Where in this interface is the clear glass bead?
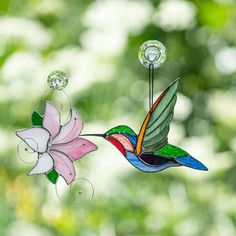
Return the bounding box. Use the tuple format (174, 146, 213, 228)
(138, 40, 167, 68)
(47, 71, 69, 90)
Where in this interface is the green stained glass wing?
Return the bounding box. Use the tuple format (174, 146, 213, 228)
(32, 111, 43, 126)
(154, 144, 188, 158)
(141, 79, 179, 154)
(46, 169, 59, 184)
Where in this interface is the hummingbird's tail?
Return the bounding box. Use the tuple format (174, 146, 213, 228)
(176, 156, 208, 171)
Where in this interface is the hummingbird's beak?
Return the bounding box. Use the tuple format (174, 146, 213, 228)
(81, 133, 106, 138)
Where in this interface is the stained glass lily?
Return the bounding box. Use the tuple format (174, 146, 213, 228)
(16, 101, 97, 185)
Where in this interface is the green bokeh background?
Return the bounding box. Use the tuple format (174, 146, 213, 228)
(0, 0, 236, 235)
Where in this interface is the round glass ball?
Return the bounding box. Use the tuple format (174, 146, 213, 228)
(138, 40, 167, 69)
(47, 71, 69, 90)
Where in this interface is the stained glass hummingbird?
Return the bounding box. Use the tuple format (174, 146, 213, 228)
(83, 79, 208, 172)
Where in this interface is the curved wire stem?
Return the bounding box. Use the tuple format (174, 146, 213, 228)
(149, 63, 155, 109)
(61, 89, 72, 111)
(40, 88, 72, 124)
(55, 177, 94, 208)
(17, 139, 38, 164)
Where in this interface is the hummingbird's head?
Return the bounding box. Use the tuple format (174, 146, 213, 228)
(82, 125, 137, 157)
(104, 125, 137, 157)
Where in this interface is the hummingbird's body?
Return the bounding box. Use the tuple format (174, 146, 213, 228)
(85, 79, 208, 172)
(105, 127, 207, 172)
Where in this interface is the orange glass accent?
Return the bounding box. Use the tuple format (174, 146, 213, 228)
(135, 90, 167, 155)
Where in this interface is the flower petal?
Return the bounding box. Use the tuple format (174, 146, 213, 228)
(51, 138, 97, 161)
(28, 153, 53, 175)
(52, 109, 83, 144)
(50, 151, 76, 185)
(16, 127, 50, 152)
(43, 101, 60, 138)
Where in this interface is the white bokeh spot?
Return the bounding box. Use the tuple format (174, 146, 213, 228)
(153, 0, 197, 31)
(0, 17, 52, 49)
(215, 47, 236, 74)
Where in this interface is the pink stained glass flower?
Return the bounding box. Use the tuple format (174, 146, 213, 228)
(16, 101, 97, 185)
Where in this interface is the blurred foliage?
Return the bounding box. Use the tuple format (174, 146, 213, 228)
(0, 0, 236, 236)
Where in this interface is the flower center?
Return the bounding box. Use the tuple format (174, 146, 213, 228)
(47, 141, 53, 151)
